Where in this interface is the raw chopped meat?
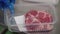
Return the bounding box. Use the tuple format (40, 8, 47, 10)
(29, 10, 38, 16)
(25, 10, 53, 31)
(26, 25, 39, 31)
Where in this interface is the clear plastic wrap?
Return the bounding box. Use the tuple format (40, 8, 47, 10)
(5, 0, 57, 33)
(5, 4, 57, 32)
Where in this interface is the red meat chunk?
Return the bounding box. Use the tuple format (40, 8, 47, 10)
(29, 10, 38, 16)
(25, 10, 53, 31)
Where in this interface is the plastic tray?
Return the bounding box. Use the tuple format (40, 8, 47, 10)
(5, 3, 57, 32)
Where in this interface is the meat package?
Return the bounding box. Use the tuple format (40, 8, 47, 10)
(25, 10, 53, 31)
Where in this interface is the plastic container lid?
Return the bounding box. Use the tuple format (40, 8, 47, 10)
(23, 0, 59, 5)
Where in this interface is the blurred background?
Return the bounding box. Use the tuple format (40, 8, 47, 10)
(0, 0, 60, 34)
